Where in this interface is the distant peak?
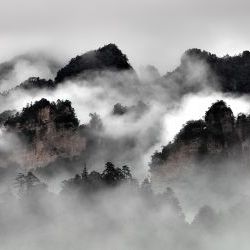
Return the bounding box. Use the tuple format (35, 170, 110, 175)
(55, 43, 132, 83)
(97, 43, 121, 53)
(205, 100, 231, 116)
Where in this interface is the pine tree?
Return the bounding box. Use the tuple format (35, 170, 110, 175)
(81, 163, 88, 180)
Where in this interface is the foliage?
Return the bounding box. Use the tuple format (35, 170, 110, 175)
(55, 44, 132, 83)
(149, 143, 174, 169)
(113, 103, 128, 115)
(88, 113, 103, 131)
(175, 120, 207, 143)
(17, 77, 55, 90)
(62, 162, 134, 194)
(236, 113, 250, 140)
(0, 110, 16, 125)
(54, 99, 79, 129)
(5, 98, 79, 129)
(204, 100, 233, 122)
(184, 49, 250, 93)
(150, 101, 237, 170)
(15, 171, 47, 197)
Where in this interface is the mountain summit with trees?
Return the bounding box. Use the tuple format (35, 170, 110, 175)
(55, 44, 133, 83)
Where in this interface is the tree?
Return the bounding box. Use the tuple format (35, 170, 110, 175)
(81, 163, 88, 180)
(26, 172, 41, 189)
(113, 103, 128, 115)
(89, 113, 103, 131)
(162, 187, 183, 217)
(121, 165, 132, 179)
(102, 162, 118, 185)
(102, 162, 126, 186)
(15, 173, 26, 196)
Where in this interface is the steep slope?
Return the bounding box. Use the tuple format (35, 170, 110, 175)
(0, 44, 133, 95)
(1, 77, 55, 96)
(55, 44, 133, 83)
(4, 99, 86, 169)
(166, 49, 250, 93)
(150, 101, 250, 184)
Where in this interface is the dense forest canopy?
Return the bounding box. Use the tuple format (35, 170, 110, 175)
(5, 98, 79, 129)
(176, 49, 250, 93)
(55, 44, 133, 83)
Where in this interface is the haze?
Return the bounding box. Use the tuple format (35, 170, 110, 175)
(1, 0, 250, 73)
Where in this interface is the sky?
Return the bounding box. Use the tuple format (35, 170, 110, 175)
(1, 0, 250, 73)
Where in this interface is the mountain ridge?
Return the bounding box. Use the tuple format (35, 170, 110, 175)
(150, 100, 250, 188)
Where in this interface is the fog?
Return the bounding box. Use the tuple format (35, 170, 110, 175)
(0, 47, 250, 249)
(1, 0, 250, 73)
(1, 55, 249, 179)
(1, 169, 250, 250)
(0, 52, 62, 92)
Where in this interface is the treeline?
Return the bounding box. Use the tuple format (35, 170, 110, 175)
(183, 49, 250, 93)
(5, 98, 79, 129)
(3, 160, 250, 237)
(14, 162, 183, 219)
(55, 44, 133, 83)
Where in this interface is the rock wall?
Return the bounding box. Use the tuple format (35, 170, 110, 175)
(4, 99, 86, 170)
(150, 100, 250, 188)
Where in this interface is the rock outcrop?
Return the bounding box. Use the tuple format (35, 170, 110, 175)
(0, 44, 133, 96)
(150, 101, 250, 186)
(4, 99, 86, 169)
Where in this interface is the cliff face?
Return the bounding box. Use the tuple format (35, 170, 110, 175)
(150, 101, 249, 186)
(4, 99, 86, 169)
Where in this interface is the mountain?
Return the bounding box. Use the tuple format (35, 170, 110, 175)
(150, 100, 250, 186)
(0, 44, 133, 95)
(0, 110, 16, 125)
(0, 53, 61, 92)
(2, 46, 250, 95)
(1, 77, 55, 96)
(166, 49, 250, 93)
(14, 77, 55, 90)
(4, 99, 86, 169)
(55, 44, 133, 83)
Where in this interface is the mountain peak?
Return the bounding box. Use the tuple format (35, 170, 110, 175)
(167, 48, 250, 94)
(55, 43, 132, 83)
(5, 98, 79, 130)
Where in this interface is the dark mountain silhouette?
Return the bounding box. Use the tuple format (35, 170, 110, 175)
(166, 49, 250, 93)
(1, 77, 55, 96)
(16, 77, 55, 90)
(4, 99, 85, 169)
(0, 44, 133, 95)
(55, 43, 133, 83)
(5, 98, 79, 131)
(150, 100, 250, 183)
(2, 46, 250, 95)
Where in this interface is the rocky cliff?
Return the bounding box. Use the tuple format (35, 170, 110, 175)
(4, 98, 86, 169)
(150, 101, 250, 186)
